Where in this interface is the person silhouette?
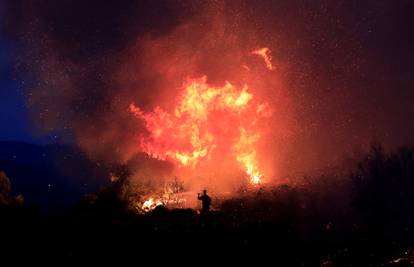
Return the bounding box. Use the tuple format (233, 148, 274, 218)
(197, 190, 211, 215)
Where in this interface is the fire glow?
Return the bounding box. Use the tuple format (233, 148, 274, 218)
(129, 69, 272, 185)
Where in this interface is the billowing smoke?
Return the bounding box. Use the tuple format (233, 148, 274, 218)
(5, 0, 414, 195)
(10, 1, 295, 195)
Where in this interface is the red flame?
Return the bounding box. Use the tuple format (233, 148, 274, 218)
(130, 75, 271, 184)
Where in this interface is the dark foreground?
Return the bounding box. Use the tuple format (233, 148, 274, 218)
(1, 196, 413, 266)
(2, 144, 414, 265)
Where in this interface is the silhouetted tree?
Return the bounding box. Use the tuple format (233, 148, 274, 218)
(351, 143, 414, 240)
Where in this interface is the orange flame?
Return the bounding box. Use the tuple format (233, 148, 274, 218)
(136, 188, 188, 213)
(141, 197, 163, 211)
(130, 76, 270, 184)
(251, 47, 274, 70)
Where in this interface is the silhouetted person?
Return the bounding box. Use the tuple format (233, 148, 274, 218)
(197, 190, 211, 215)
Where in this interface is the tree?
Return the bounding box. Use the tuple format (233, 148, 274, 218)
(351, 143, 414, 239)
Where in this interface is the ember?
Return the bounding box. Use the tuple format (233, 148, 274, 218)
(251, 47, 274, 70)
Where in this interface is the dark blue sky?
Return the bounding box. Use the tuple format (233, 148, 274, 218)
(0, 35, 66, 144)
(0, 36, 35, 143)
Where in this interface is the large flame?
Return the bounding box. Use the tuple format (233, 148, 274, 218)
(130, 74, 271, 185)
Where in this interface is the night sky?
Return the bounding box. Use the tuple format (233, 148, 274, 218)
(0, 25, 31, 142)
(1, 0, 414, 176)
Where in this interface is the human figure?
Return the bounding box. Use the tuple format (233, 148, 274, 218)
(197, 190, 211, 215)
(256, 187, 264, 198)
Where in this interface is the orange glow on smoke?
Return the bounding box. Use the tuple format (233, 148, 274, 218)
(251, 47, 274, 70)
(130, 76, 271, 184)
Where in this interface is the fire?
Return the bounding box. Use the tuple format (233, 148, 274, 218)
(251, 47, 274, 70)
(141, 197, 163, 211)
(234, 128, 262, 184)
(137, 191, 187, 213)
(130, 75, 271, 185)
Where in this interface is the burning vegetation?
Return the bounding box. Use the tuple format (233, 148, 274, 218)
(18, 4, 296, 212)
(123, 44, 278, 211)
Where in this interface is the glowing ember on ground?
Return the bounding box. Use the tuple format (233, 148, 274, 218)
(141, 197, 163, 211)
(137, 194, 187, 213)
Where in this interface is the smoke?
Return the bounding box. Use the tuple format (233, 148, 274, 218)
(6, 0, 414, 189)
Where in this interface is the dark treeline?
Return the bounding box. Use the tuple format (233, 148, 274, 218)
(1, 143, 414, 266)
